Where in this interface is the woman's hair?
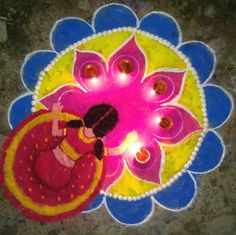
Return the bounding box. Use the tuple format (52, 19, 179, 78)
(84, 104, 118, 138)
(93, 139, 104, 160)
(65, 104, 118, 160)
(66, 119, 83, 128)
(66, 104, 118, 138)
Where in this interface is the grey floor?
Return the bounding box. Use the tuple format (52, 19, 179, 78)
(0, 0, 235, 234)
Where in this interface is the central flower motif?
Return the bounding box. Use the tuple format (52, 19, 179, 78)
(41, 36, 202, 189)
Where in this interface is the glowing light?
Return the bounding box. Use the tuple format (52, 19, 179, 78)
(155, 116, 161, 124)
(109, 131, 138, 156)
(150, 89, 156, 96)
(90, 77, 99, 84)
(128, 142, 142, 155)
(119, 73, 127, 80)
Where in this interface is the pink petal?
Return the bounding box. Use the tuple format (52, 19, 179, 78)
(124, 138, 162, 184)
(40, 85, 82, 110)
(108, 37, 146, 87)
(59, 88, 89, 116)
(141, 71, 186, 104)
(101, 155, 124, 191)
(150, 105, 202, 144)
(73, 50, 107, 91)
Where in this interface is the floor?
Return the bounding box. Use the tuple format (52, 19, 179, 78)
(0, 0, 235, 234)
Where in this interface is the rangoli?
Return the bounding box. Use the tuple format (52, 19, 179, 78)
(0, 4, 233, 225)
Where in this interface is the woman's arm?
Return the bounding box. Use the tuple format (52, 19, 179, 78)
(108, 131, 138, 156)
(52, 103, 64, 137)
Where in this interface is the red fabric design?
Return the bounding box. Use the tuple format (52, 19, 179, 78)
(0, 110, 105, 221)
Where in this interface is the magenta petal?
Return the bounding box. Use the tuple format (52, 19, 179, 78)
(40, 85, 82, 110)
(73, 50, 107, 91)
(141, 70, 186, 104)
(151, 105, 202, 144)
(124, 139, 162, 184)
(101, 155, 124, 191)
(108, 37, 146, 86)
(59, 88, 90, 116)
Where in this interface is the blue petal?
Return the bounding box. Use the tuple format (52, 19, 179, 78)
(153, 172, 196, 211)
(178, 41, 216, 83)
(189, 131, 224, 173)
(204, 85, 233, 128)
(51, 17, 94, 52)
(21, 51, 56, 91)
(105, 197, 153, 225)
(92, 4, 138, 32)
(8, 94, 33, 129)
(83, 194, 104, 213)
(139, 12, 181, 46)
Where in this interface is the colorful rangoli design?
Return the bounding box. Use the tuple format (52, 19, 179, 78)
(1, 4, 233, 225)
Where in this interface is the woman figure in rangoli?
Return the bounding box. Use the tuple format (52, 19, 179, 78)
(1, 101, 132, 221)
(34, 102, 118, 190)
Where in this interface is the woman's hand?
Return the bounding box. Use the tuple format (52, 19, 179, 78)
(52, 102, 63, 113)
(108, 131, 138, 156)
(124, 131, 138, 144)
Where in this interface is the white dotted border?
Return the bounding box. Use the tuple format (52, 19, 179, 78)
(31, 27, 208, 201)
